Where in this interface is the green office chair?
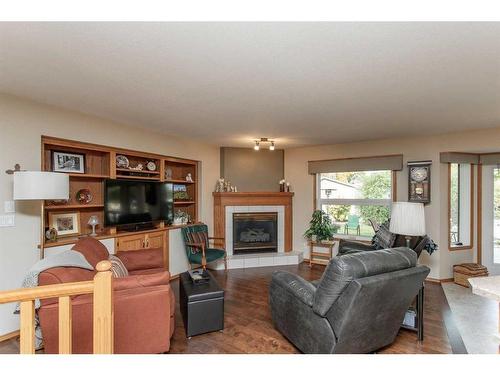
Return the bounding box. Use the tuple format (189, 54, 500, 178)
(181, 224, 227, 270)
(344, 215, 361, 236)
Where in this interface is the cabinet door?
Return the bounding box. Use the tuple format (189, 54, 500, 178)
(146, 232, 165, 249)
(116, 233, 145, 252)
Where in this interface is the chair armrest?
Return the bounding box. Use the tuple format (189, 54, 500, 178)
(185, 242, 204, 248)
(271, 271, 316, 307)
(338, 239, 374, 255)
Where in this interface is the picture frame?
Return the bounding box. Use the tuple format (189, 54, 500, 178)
(52, 151, 85, 174)
(48, 212, 81, 237)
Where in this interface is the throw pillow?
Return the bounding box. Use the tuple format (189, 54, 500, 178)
(109, 254, 129, 278)
(371, 221, 396, 250)
(186, 231, 208, 254)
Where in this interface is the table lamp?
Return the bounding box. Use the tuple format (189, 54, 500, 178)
(389, 202, 426, 249)
(12, 170, 69, 258)
(88, 215, 99, 236)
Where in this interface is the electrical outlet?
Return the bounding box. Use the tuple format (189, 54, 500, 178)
(4, 201, 15, 213)
(0, 214, 15, 227)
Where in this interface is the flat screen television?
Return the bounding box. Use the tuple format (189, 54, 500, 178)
(104, 179, 173, 227)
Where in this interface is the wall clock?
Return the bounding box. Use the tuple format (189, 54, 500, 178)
(408, 161, 431, 204)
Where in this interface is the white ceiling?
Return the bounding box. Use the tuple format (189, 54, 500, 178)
(1, 22, 500, 148)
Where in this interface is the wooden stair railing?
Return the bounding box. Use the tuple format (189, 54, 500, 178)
(0, 260, 113, 354)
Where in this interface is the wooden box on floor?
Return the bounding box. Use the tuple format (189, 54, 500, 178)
(453, 263, 489, 288)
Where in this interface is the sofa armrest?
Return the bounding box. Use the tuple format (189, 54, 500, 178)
(116, 248, 164, 272)
(338, 239, 374, 255)
(270, 271, 316, 307)
(39, 284, 173, 354)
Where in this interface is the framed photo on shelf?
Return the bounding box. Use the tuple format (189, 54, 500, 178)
(48, 212, 81, 237)
(52, 151, 85, 173)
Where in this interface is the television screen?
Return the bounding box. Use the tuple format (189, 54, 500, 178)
(104, 179, 173, 227)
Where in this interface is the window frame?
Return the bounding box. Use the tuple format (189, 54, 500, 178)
(448, 163, 474, 251)
(315, 170, 396, 239)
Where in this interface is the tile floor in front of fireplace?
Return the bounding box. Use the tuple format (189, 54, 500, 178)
(211, 251, 304, 270)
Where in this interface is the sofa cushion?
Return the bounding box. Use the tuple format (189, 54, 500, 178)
(71, 237, 109, 268)
(116, 248, 164, 271)
(109, 255, 129, 278)
(313, 247, 417, 316)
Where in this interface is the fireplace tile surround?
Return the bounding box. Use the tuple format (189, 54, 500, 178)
(211, 192, 298, 270)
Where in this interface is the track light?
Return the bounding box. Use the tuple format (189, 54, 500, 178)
(252, 138, 275, 151)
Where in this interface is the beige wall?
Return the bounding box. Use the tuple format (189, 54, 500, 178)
(0, 94, 220, 335)
(220, 147, 284, 192)
(285, 127, 500, 280)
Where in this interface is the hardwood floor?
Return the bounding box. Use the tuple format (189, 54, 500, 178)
(0, 263, 455, 354)
(169, 263, 453, 354)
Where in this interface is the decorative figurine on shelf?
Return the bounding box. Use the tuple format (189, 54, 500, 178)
(286, 182, 291, 192)
(130, 163, 144, 171)
(186, 173, 193, 182)
(214, 177, 238, 192)
(279, 179, 286, 192)
(45, 227, 57, 241)
(215, 178, 224, 192)
(165, 168, 173, 180)
(87, 215, 99, 236)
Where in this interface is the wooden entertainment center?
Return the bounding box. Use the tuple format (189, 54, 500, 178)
(40, 136, 200, 269)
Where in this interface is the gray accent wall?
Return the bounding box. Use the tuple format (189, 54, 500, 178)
(220, 147, 284, 192)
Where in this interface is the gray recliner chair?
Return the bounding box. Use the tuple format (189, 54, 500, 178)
(269, 247, 430, 353)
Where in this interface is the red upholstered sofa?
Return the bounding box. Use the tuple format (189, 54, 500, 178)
(38, 237, 175, 354)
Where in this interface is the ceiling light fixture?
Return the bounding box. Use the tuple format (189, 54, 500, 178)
(253, 138, 275, 151)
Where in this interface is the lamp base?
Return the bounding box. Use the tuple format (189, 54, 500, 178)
(405, 236, 412, 249)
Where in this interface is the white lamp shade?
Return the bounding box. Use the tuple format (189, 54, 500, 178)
(389, 202, 426, 236)
(13, 171, 69, 200)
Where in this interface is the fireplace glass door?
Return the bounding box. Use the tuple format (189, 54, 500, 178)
(233, 212, 278, 254)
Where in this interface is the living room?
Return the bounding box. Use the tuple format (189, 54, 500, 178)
(1, 2, 500, 372)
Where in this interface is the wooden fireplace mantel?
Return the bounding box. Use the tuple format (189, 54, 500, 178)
(212, 192, 294, 252)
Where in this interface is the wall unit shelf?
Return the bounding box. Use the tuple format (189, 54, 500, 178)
(116, 168, 160, 175)
(45, 204, 105, 210)
(165, 179, 195, 184)
(116, 174, 160, 181)
(41, 136, 200, 265)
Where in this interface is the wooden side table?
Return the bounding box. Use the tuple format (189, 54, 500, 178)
(308, 240, 336, 267)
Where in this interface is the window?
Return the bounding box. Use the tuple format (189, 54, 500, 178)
(448, 163, 473, 249)
(317, 170, 393, 238)
(493, 167, 500, 263)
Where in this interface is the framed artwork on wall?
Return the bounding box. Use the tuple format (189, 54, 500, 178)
(408, 161, 432, 204)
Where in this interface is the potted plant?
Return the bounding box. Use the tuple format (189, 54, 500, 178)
(304, 210, 338, 243)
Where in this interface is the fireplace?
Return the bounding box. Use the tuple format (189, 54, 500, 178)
(232, 212, 278, 254)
